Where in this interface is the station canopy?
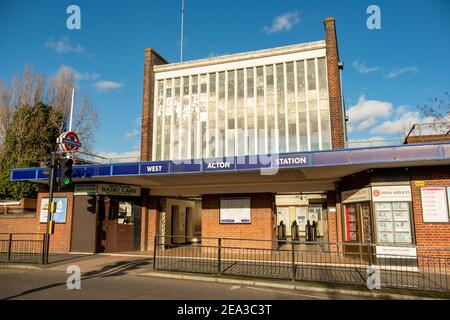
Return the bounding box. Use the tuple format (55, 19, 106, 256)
(10, 143, 450, 196)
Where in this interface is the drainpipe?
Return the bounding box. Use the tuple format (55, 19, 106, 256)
(338, 61, 348, 146)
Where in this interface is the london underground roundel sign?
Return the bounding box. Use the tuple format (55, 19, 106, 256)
(59, 131, 81, 152)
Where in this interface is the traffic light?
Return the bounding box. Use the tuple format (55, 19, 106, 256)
(87, 195, 97, 213)
(60, 158, 73, 186)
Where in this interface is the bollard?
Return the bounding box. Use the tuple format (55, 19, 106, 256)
(7, 234, 12, 262)
(291, 240, 296, 282)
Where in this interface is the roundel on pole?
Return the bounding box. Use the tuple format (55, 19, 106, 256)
(59, 131, 81, 152)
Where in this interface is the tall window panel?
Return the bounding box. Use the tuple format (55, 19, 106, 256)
(246, 67, 255, 155)
(318, 58, 331, 150)
(218, 72, 226, 157)
(163, 79, 172, 160)
(266, 65, 275, 154)
(190, 75, 199, 159)
(296, 61, 308, 151)
(307, 59, 319, 150)
(208, 73, 216, 158)
(256, 66, 265, 154)
(199, 74, 208, 158)
(172, 78, 181, 159)
(286, 62, 296, 152)
(226, 71, 235, 156)
(181, 77, 189, 159)
(236, 69, 245, 156)
(155, 80, 164, 160)
(276, 64, 286, 153)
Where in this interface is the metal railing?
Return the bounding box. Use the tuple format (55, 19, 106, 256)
(0, 233, 45, 264)
(345, 138, 403, 149)
(153, 236, 450, 293)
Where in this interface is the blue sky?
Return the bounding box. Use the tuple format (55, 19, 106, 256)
(1, 0, 449, 158)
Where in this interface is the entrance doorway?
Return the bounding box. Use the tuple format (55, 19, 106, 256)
(96, 196, 141, 252)
(344, 202, 372, 243)
(161, 197, 201, 245)
(275, 193, 328, 241)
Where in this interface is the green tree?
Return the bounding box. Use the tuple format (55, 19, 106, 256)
(0, 65, 98, 200)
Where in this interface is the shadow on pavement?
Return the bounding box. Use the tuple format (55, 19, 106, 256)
(1, 257, 153, 300)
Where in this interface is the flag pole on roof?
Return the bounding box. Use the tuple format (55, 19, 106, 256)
(180, 0, 184, 62)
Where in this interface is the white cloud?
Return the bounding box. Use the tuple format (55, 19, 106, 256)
(346, 96, 392, 132)
(59, 65, 100, 81)
(385, 67, 418, 79)
(94, 80, 123, 91)
(124, 129, 139, 139)
(45, 37, 86, 54)
(263, 11, 300, 35)
(97, 150, 140, 162)
(352, 61, 380, 74)
(371, 111, 421, 135)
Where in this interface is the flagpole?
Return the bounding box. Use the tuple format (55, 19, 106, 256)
(69, 87, 75, 132)
(180, 0, 184, 62)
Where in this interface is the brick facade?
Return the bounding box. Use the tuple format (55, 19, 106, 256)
(140, 48, 168, 161)
(0, 191, 74, 253)
(140, 190, 160, 251)
(324, 18, 345, 149)
(405, 134, 450, 144)
(410, 166, 450, 250)
(201, 193, 276, 249)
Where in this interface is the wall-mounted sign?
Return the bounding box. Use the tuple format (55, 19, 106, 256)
(140, 162, 170, 174)
(376, 246, 417, 258)
(372, 186, 411, 202)
(342, 188, 371, 204)
(220, 197, 251, 224)
(40, 198, 68, 224)
(296, 207, 307, 229)
(97, 184, 141, 197)
(420, 187, 449, 223)
(273, 154, 309, 168)
(277, 207, 289, 225)
(74, 184, 97, 196)
(415, 181, 425, 187)
(203, 159, 235, 171)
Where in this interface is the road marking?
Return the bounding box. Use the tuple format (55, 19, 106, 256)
(230, 286, 241, 290)
(245, 286, 327, 300)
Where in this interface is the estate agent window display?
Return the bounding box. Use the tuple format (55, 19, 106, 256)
(371, 186, 414, 245)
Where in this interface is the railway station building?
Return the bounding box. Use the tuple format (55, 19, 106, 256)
(2, 18, 450, 259)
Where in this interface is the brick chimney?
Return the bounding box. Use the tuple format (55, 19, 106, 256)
(141, 48, 168, 161)
(324, 18, 345, 149)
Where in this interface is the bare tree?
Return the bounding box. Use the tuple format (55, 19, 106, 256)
(0, 65, 98, 154)
(418, 92, 450, 134)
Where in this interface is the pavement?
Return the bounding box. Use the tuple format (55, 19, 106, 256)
(0, 253, 446, 300)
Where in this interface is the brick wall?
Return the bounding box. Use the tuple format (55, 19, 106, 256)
(0, 191, 74, 253)
(410, 166, 450, 252)
(201, 193, 275, 249)
(140, 48, 168, 161)
(140, 191, 160, 251)
(405, 134, 450, 144)
(324, 18, 345, 149)
(326, 190, 338, 243)
(37, 191, 74, 253)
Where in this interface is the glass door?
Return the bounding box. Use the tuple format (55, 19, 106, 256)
(344, 204, 359, 242)
(359, 203, 372, 242)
